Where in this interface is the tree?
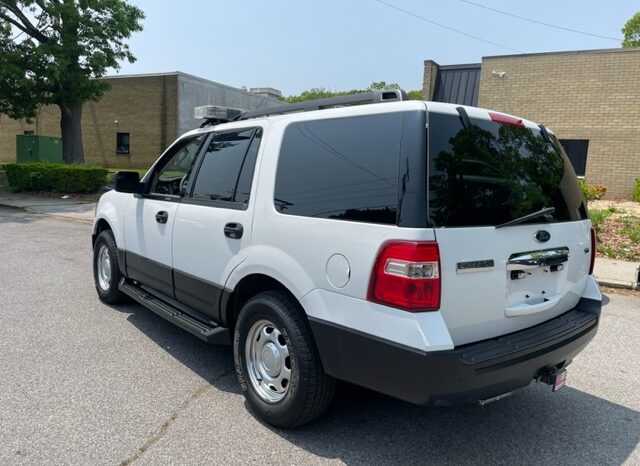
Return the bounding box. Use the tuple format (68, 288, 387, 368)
(281, 82, 422, 103)
(0, 1, 144, 163)
(622, 12, 640, 48)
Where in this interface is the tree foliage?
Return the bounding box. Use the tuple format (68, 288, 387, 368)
(0, 0, 144, 162)
(281, 81, 423, 103)
(622, 12, 640, 48)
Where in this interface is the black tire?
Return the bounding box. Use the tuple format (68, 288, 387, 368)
(234, 290, 335, 428)
(93, 230, 127, 304)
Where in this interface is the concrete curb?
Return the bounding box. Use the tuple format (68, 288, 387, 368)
(0, 203, 94, 225)
(596, 279, 638, 291)
(27, 209, 94, 225)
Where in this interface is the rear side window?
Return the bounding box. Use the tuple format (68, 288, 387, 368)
(191, 128, 260, 204)
(274, 113, 402, 225)
(234, 130, 262, 205)
(427, 112, 587, 227)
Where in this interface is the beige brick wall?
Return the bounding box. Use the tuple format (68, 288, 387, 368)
(477, 48, 640, 199)
(422, 60, 439, 100)
(0, 74, 178, 169)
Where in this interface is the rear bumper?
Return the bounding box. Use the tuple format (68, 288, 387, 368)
(309, 297, 601, 405)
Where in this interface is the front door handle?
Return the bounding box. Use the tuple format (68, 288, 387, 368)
(155, 211, 169, 224)
(224, 222, 243, 239)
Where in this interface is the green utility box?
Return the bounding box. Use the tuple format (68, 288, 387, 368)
(16, 134, 63, 163)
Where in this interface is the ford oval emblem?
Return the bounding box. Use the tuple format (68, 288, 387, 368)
(535, 230, 551, 243)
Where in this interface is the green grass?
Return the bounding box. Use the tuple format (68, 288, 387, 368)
(592, 208, 640, 262)
(620, 215, 640, 243)
(589, 208, 615, 232)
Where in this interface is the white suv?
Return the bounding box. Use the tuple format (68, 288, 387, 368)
(92, 90, 602, 427)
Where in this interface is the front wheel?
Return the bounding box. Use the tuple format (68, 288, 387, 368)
(93, 230, 127, 304)
(234, 291, 335, 428)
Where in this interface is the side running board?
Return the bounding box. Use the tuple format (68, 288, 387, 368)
(119, 279, 230, 345)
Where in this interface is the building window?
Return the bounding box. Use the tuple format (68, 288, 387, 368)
(116, 132, 130, 154)
(559, 139, 589, 177)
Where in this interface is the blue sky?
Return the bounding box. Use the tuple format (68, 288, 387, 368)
(115, 0, 638, 95)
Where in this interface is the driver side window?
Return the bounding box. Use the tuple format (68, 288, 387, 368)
(150, 135, 206, 196)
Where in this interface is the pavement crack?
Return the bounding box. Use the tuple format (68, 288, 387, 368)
(119, 370, 234, 466)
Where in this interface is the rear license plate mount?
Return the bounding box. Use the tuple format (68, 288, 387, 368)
(552, 368, 567, 392)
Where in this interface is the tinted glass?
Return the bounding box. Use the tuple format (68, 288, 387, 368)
(192, 129, 255, 202)
(428, 112, 587, 227)
(559, 139, 589, 176)
(150, 135, 205, 196)
(234, 129, 262, 204)
(274, 113, 402, 225)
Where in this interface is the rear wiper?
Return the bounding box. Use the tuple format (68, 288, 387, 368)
(495, 207, 556, 229)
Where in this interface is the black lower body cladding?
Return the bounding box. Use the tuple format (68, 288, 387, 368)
(309, 298, 601, 405)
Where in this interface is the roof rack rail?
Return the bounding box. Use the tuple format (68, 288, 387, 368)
(236, 89, 408, 121)
(538, 124, 552, 143)
(456, 106, 472, 129)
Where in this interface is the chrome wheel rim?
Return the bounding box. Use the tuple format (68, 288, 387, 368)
(97, 245, 112, 292)
(245, 319, 292, 403)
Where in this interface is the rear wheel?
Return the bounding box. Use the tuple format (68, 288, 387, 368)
(93, 230, 127, 304)
(234, 291, 335, 428)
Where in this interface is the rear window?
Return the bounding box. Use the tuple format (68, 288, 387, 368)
(274, 113, 402, 225)
(427, 112, 587, 227)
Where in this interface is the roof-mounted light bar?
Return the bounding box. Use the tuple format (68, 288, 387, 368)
(194, 105, 244, 127)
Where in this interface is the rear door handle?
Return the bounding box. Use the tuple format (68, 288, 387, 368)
(224, 222, 243, 239)
(155, 211, 169, 224)
(506, 247, 569, 271)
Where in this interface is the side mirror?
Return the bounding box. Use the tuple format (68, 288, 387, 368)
(114, 171, 142, 194)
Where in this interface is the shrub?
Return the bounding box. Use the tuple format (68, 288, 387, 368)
(633, 179, 640, 202)
(3, 162, 108, 193)
(579, 179, 607, 201)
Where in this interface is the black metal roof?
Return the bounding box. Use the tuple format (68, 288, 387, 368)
(432, 63, 481, 106)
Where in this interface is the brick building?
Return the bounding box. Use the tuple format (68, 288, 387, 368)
(422, 48, 640, 199)
(0, 72, 280, 169)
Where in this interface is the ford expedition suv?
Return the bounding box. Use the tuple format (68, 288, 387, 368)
(92, 90, 602, 427)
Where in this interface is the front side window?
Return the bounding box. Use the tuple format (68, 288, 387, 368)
(191, 128, 261, 205)
(150, 135, 206, 196)
(274, 113, 402, 225)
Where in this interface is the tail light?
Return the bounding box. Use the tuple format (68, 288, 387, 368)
(368, 241, 441, 311)
(589, 227, 596, 275)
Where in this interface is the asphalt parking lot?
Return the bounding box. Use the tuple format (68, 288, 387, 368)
(0, 207, 638, 465)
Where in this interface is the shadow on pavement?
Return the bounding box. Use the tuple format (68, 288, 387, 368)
(273, 377, 639, 465)
(111, 300, 638, 466)
(108, 301, 237, 389)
